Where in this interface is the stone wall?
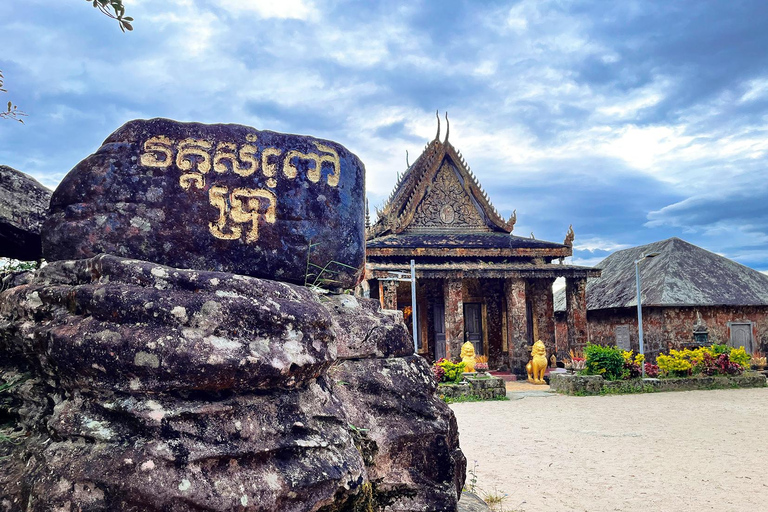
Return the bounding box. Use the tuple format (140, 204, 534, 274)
(436, 375, 506, 401)
(550, 373, 768, 396)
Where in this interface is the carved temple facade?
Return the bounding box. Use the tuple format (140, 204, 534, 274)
(364, 119, 600, 374)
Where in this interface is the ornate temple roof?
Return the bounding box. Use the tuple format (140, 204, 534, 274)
(367, 113, 576, 261)
(369, 113, 517, 239)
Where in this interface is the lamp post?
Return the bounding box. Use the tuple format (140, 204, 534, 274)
(382, 260, 418, 353)
(635, 251, 660, 377)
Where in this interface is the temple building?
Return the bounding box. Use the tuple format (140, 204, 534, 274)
(364, 116, 600, 374)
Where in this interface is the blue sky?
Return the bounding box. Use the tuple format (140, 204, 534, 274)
(2, 0, 768, 271)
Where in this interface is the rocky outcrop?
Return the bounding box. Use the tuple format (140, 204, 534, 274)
(0, 165, 52, 260)
(0, 255, 465, 511)
(42, 119, 366, 289)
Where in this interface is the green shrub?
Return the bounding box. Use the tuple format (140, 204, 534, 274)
(583, 343, 625, 381)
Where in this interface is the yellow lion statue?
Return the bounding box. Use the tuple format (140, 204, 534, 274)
(526, 340, 548, 384)
(461, 341, 476, 373)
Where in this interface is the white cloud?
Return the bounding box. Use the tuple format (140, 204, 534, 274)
(739, 78, 768, 103)
(574, 238, 632, 253)
(212, 0, 318, 20)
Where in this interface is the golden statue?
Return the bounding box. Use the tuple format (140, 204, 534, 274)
(461, 341, 476, 373)
(526, 340, 548, 384)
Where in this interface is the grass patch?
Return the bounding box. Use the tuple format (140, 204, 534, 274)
(442, 394, 509, 404)
(599, 382, 658, 395)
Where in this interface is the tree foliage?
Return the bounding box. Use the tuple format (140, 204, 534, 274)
(88, 0, 133, 32)
(1, 1, 133, 122)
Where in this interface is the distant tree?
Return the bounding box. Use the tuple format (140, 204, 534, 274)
(1, 1, 132, 123)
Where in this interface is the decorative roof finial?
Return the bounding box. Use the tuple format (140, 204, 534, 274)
(444, 112, 450, 143)
(406, 150, 410, 168)
(506, 209, 517, 232)
(530, 232, 535, 239)
(564, 224, 575, 247)
(435, 110, 440, 141)
(365, 198, 371, 230)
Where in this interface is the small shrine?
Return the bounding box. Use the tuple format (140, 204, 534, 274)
(364, 114, 600, 374)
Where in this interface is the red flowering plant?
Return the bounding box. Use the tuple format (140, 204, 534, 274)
(644, 363, 660, 378)
(700, 352, 743, 376)
(433, 362, 446, 382)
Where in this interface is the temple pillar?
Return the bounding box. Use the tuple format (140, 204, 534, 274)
(380, 280, 398, 310)
(530, 278, 556, 360)
(444, 279, 464, 360)
(565, 277, 588, 355)
(504, 278, 528, 375)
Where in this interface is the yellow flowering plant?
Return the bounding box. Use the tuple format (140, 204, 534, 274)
(657, 351, 692, 377)
(656, 345, 749, 378)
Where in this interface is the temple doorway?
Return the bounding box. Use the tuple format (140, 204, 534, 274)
(464, 303, 483, 355)
(432, 303, 446, 360)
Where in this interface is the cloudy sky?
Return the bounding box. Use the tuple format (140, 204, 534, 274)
(2, 0, 768, 271)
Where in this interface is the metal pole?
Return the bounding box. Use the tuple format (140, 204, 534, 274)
(411, 259, 417, 353)
(635, 259, 645, 378)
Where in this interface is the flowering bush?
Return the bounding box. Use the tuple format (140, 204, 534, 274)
(622, 350, 644, 379)
(656, 345, 745, 378)
(432, 363, 445, 382)
(700, 352, 743, 376)
(433, 358, 466, 384)
(657, 350, 693, 377)
(474, 362, 489, 371)
(728, 347, 750, 368)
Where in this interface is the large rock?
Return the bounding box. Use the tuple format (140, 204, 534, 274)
(0, 165, 52, 260)
(0, 256, 465, 511)
(329, 357, 466, 510)
(42, 119, 366, 289)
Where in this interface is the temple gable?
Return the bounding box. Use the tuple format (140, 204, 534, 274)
(406, 160, 491, 234)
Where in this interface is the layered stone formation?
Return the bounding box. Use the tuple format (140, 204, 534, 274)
(0, 255, 465, 510)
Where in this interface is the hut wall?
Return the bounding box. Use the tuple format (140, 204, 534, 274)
(566, 305, 768, 361)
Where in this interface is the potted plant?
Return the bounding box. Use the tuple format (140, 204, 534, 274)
(474, 355, 489, 374)
(751, 351, 766, 370)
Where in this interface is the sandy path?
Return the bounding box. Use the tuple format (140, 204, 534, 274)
(451, 387, 768, 511)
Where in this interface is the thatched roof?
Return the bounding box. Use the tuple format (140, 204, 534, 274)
(555, 237, 768, 311)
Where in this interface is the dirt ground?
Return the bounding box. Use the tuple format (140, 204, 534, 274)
(450, 386, 768, 512)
